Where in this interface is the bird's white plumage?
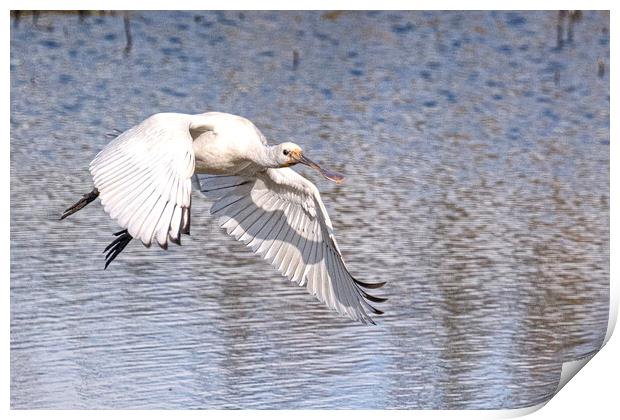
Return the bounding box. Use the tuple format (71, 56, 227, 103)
(197, 168, 382, 324)
(89, 113, 196, 248)
(80, 111, 384, 323)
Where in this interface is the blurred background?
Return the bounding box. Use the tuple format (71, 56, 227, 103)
(10, 10, 609, 409)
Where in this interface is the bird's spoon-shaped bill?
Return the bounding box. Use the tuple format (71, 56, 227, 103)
(298, 154, 345, 184)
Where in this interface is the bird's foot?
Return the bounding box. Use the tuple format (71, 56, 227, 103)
(103, 229, 133, 269)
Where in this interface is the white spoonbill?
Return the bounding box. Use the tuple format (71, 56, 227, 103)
(61, 112, 385, 324)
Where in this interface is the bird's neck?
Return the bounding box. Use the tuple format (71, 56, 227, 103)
(253, 145, 281, 169)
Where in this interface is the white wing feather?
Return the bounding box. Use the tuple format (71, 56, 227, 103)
(197, 168, 386, 324)
(90, 113, 195, 248)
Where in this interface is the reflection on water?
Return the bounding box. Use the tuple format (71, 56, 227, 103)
(10, 11, 609, 409)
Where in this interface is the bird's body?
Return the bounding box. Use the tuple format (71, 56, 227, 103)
(62, 112, 385, 324)
(192, 112, 267, 175)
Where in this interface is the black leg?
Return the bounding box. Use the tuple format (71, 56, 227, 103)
(60, 188, 99, 220)
(104, 229, 133, 269)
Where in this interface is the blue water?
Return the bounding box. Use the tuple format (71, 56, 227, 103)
(10, 10, 609, 409)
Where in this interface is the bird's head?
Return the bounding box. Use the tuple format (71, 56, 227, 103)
(275, 142, 304, 166)
(274, 142, 344, 184)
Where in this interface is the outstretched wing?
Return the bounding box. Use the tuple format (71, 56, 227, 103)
(196, 168, 386, 324)
(89, 113, 196, 248)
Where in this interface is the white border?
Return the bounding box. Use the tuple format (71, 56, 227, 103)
(5, 1, 618, 419)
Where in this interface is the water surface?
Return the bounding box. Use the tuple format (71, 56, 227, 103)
(10, 11, 609, 409)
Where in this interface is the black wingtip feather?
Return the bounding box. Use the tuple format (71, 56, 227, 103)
(371, 307, 384, 315)
(361, 290, 388, 303)
(365, 302, 384, 315)
(353, 279, 387, 321)
(354, 278, 386, 289)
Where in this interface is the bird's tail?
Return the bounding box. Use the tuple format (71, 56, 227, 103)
(60, 188, 99, 220)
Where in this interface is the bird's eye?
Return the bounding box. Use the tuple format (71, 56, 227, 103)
(283, 149, 289, 156)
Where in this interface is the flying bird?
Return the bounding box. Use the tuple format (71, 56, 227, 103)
(61, 112, 385, 324)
